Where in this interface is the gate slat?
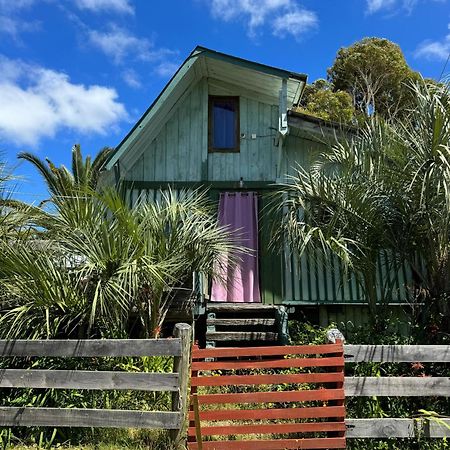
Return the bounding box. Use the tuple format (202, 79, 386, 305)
(191, 344, 343, 358)
(197, 388, 345, 404)
(190, 372, 343, 387)
(188, 406, 346, 421)
(188, 421, 347, 436)
(191, 356, 344, 371)
(188, 437, 346, 449)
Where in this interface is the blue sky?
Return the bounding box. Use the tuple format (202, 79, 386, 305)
(1, 0, 449, 203)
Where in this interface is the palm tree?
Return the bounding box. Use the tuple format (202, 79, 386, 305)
(270, 120, 400, 315)
(0, 187, 242, 339)
(271, 80, 450, 318)
(18, 144, 112, 203)
(390, 81, 450, 301)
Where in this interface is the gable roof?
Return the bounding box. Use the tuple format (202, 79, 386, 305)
(105, 46, 307, 171)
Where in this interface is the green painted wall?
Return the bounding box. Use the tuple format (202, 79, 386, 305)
(121, 75, 412, 308)
(126, 78, 281, 183)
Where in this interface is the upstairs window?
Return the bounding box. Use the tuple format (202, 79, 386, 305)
(208, 96, 240, 152)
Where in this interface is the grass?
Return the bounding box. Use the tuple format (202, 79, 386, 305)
(1, 429, 180, 450)
(9, 446, 144, 450)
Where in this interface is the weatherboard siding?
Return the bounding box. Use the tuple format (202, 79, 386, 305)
(126, 78, 282, 183)
(126, 79, 206, 182)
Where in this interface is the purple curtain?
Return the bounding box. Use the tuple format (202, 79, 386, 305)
(211, 192, 261, 303)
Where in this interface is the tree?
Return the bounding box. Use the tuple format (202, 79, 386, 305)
(18, 144, 112, 203)
(296, 79, 356, 124)
(389, 81, 450, 301)
(270, 120, 398, 315)
(272, 80, 450, 320)
(0, 188, 242, 339)
(328, 37, 421, 119)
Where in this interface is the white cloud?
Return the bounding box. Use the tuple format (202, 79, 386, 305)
(415, 24, 450, 60)
(88, 24, 176, 65)
(122, 69, 142, 88)
(154, 61, 179, 78)
(366, 0, 445, 14)
(0, 0, 40, 38)
(272, 8, 317, 39)
(208, 0, 317, 39)
(366, 0, 397, 13)
(0, 15, 40, 38)
(74, 0, 134, 14)
(0, 55, 128, 147)
(0, 0, 37, 12)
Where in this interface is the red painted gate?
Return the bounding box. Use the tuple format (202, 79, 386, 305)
(189, 342, 346, 449)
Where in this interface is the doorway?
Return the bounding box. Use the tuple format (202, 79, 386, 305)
(211, 191, 261, 303)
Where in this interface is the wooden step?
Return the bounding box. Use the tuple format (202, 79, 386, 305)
(207, 303, 278, 313)
(207, 318, 276, 327)
(206, 332, 278, 342)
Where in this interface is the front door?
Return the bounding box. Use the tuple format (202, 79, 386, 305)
(211, 192, 261, 303)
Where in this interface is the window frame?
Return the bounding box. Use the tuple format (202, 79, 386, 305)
(208, 96, 240, 153)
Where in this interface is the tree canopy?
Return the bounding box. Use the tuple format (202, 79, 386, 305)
(296, 79, 355, 124)
(327, 37, 421, 119)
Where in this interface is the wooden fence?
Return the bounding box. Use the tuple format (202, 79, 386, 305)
(189, 342, 347, 449)
(0, 323, 191, 443)
(189, 338, 450, 447)
(343, 343, 450, 439)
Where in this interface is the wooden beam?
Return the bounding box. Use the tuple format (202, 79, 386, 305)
(192, 343, 343, 359)
(346, 418, 415, 438)
(0, 339, 181, 357)
(345, 377, 450, 397)
(171, 323, 192, 443)
(205, 332, 278, 341)
(206, 318, 276, 326)
(187, 437, 346, 449)
(206, 303, 278, 312)
(0, 369, 178, 391)
(344, 345, 450, 363)
(192, 356, 344, 371)
(0, 407, 181, 429)
(346, 418, 450, 438)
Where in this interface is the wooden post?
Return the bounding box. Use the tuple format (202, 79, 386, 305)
(327, 329, 346, 442)
(171, 323, 192, 444)
(192, 393, 203, 449)
(275, 305, 289, 345)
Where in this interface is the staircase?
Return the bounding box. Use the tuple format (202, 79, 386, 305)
(205, 303, 288, 347)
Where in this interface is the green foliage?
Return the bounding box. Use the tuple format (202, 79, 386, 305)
(288, 320, 336, 345)
(271, 81, 450, 320)
(0, 187, 242, 339)
(17, 145, 112, 205)
(296, 79, 356, 124)
(327, 37, 421, 119)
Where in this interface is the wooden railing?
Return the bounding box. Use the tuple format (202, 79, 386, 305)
(0, 323, 192, 443)
(342, 343, 450, 439)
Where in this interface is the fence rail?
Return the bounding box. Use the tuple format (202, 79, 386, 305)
(344, 344, 450, 362)
(342, 342, 450, 439)
(0, 323, 192, 442)
(0, 338, 182, 357)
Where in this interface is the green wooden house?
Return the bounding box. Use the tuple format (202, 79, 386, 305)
(102, 46, 413, 345)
